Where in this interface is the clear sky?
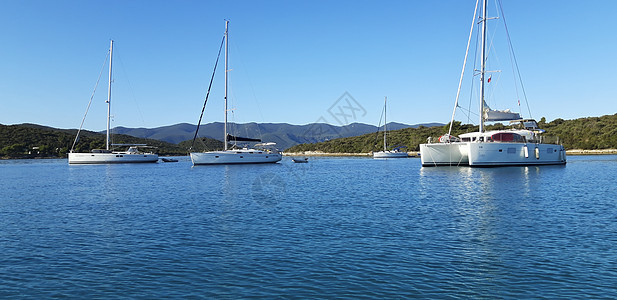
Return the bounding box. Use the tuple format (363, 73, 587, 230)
(1, 0, 616, 131)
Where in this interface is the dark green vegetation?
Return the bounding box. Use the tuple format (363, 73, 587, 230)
(0, 124, 222, 159)
(177, 138, 225, 153)
(286, 114, 617, 153)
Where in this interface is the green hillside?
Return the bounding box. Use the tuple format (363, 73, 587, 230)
(286, 114, 617, 153)
(177, 138, 225, 152)
(0, 124, 216, 159)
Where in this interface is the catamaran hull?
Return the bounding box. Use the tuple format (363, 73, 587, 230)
(190, 151, 282, 165)
(68, 153, 159, 164)
(420, 142, 567, 167)
(373, 151, 408, 158)
(467, 143, 566, 166)
(420, 143, 469, 166)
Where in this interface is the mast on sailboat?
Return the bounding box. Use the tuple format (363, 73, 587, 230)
(383, 97, 387, 151)
(224, 20, 229, 151)
(106, 40, 113, 150)
(479, 0, 487, 133)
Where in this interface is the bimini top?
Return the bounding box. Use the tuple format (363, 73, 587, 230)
(508, 119, 546, 133)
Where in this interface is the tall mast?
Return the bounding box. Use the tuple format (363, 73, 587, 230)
(383, 97, 387, 151)
(106, 40, 113, 150)
(479, 0, 487, 133)
(224, 20, 229, 151)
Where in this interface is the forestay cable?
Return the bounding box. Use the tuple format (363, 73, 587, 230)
(190, 35, 226, 151)
(70, 50, 110, 152)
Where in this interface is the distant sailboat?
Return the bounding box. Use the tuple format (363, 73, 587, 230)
(68, 40, 158, 164)
(419, 0, 566, 167)
(190, 21, 282, 165)
(373, 97, 408, 159)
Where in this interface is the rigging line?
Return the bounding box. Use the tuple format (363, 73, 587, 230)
(71, 49, 110, 152)
(227, 92, 237, 147)
(231, 39, 265, 140)
(498, 0, 532, 119)
(373, 99, 386, 149)
(448, 0, 480, 137)
(484, 12, 509, 110)
(467, 14, 481, 126)
(115, 45, 146, 126)
(506, 37, 523, 114)
(226, 73, 238, 145)
(498, 0, 522, 116)
(459, 105, 477, 121)
(190, 34, 226, 151)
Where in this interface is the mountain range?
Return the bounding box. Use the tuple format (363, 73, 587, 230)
(110, 122, 443, 150)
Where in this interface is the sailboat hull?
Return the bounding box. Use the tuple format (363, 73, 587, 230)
(190, 150, 282, 165)
(68, 153, 159, 164)
(373, 151, 408, 158)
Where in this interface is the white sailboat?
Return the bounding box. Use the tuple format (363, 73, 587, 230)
(190, 21, 282, 165)
(373, 97, 408, 158)
(68, 40, 158, 164)
(420, 0, 566, 167)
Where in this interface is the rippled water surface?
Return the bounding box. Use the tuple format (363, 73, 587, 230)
(1, 156, 617, 298)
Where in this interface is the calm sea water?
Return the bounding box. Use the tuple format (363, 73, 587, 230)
(1, 155, 616, 298)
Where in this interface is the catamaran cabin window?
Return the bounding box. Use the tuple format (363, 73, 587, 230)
(491, 132, 525, 143)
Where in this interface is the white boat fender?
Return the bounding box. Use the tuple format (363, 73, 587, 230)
(523, 145, 529, 158)
(535, 147, 540, 159)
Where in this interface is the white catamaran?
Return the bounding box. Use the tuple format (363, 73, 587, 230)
(190, 21, 282, 165)
(420, 0, 566, 167)
(68, 40, 158, 164)
(373, 97, 408, 158)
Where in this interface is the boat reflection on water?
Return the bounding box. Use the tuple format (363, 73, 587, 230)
(417, 164, 568, 255)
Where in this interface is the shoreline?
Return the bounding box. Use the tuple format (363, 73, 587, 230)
(284, 149, 617, 157)
(283, 151, 421, 157)
(566, 149, 617, 155)
(4, 150, 617, 160)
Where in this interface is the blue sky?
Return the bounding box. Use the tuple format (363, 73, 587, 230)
(1, 0, 616, 131)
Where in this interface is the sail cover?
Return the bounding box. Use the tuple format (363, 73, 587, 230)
(483, 102, 521, 121)
(227, 134, 261, 142)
